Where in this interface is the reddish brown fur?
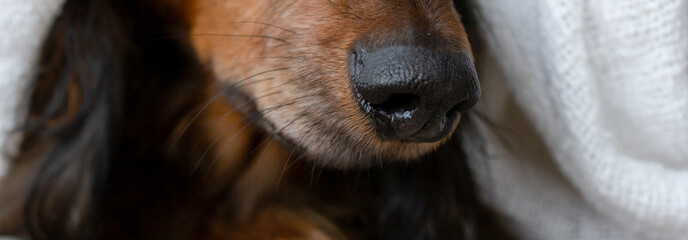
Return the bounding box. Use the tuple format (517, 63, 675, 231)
(0, 0, 514, 239)
(189, 1, 476, 237)
(191, 0, 472, 166)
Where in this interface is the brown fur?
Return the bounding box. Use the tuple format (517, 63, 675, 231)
(191, 0, 473, 166)
(0, 0, 515, 239)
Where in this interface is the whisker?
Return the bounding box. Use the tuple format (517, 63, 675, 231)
(270, 42, 291, 49)
(187, 90, 283, 154)
(250, 114, 309, 178)
(317, 162, 326, 180)
(279, 0, 301, 17)
(171, 85, 227, 147)
(229, 67, 289, 89)
(193, 106, 277, 176)
(193, 33, 290, 44)
(351, 130, 368, 152)
(286, 151, 308, 172)
(310, 161, 318, 186)
(220, 91, 281, 119)
(276, 145, 299, 190)
(149, 34, 290, 44)
(237, 68, 316, 98)
(191, 95, 302, 175)
(220, 77, 278, 99)
(190, 114, 258, 175)
(254, 138, 275, 177)
(235, 77, 274, 88)
(224, 56, 298, 60)
(171, 68, 289, 146)
(197, 86, 306, 157)
(283, 110, 336, 183)
(202, 93, 319, 174)
(292, 110, 336, 151)
(248, 113, 308, 156)
(337, 11, 362, 20)
(229, 21, 300, 35)
(145, 33, 291, 44)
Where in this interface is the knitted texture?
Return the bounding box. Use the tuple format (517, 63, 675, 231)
(0, 0, 686, 239)
(469, 0, 688, 239)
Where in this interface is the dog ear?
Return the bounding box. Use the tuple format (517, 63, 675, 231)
(4, 0, 205, 239)
(15, 1, 128, 239)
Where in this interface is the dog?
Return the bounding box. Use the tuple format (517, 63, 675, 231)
(0, 0, 515, 239)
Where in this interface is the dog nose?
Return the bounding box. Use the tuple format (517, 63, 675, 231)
(349, 45, 480, 142)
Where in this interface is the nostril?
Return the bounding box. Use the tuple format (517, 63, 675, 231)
(349, 45, 479, 141)
(371, 93, 420, 116)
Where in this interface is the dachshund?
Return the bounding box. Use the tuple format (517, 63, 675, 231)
(0, 0, 515, 239)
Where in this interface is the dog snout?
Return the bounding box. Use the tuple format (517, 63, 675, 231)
(349, 45, 480, 142)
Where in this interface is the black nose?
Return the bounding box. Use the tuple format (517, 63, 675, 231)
(349, 45, 480, 142)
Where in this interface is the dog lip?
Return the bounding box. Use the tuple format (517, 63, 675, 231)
(373, 105, 461, 143)
(406, 108, 460, 142)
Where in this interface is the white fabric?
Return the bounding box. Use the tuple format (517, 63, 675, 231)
(0, 0, 65, 177)
(1, 0, 687, 239)
(469, 0, 688, 239)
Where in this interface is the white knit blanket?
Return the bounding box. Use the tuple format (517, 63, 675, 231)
(0, 0, 686, 239)
(469, 0, 688, 239)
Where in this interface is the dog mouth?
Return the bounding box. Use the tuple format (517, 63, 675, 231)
(214, 61, 478, 167)
(407, 105, 462, 142)
(220, 90, 462, 167)
(359, 96, 464, 143)
(216, 55, 478, 166)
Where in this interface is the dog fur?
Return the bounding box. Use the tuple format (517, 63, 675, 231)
(0, 0, 515, 239)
